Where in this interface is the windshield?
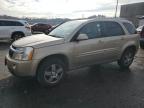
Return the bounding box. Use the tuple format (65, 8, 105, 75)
(49, 20, 86, 38)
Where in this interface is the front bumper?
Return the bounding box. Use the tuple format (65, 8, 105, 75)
(5, 54, 38, 77)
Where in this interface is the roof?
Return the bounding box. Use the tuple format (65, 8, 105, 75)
(72, 18, 132, 24)
(121, 2, 144, 6)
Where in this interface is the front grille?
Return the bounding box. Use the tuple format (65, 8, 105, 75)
(9, 49, 14, 58)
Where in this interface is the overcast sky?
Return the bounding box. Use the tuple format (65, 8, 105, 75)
(0, 0, 143, 19)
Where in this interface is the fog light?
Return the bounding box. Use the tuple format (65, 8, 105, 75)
(12, 64, 16, 70)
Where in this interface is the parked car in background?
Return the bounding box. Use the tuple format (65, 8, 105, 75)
(0, 19, 31, 42)
(136, 25, 144, 49)
(31, 23, 52, 34)
(5, 18, 139, 86)
(139, 26, 144, 49)
(136, 25, 144, 33)
(49, 21, 68, 32)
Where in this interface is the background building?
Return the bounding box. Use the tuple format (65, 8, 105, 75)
(120, 2, 144, 27)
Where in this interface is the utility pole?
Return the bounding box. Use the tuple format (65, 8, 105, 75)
(115, 0, 118, 18)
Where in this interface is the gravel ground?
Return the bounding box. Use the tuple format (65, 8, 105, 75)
(0, 42, 144, 108)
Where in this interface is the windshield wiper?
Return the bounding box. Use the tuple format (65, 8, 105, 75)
(48, 34, 62, 38)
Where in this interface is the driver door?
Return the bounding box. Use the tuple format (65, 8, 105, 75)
(73, 22, 106, 67)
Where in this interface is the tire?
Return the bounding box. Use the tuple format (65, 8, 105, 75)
(118, 48, 135, 69)
(140, 42, 144, 49)
(11, 33, 24, 42)
(37, 58, 66, 86)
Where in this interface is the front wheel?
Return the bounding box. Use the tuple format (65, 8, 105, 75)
(118, 48, 135, 69)
(37, 58, 66, 86)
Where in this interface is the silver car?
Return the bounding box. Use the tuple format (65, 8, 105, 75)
(5, 18, 139, 86)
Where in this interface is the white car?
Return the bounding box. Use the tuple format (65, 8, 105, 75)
(136, 25, 144, 32)
(0, 19, 31, 42)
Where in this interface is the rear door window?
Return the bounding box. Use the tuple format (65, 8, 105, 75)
(15, 21, 24, 26)
(4, 21, 15, 26)
(100, 21, 125, 37)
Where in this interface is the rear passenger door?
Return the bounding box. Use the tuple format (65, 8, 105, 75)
(99, 21, 126, 61)
(9, 21, 24, 33)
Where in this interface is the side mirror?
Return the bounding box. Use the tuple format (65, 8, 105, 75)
(77, 34, 88, 41)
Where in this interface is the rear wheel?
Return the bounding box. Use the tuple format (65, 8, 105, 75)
(11, 33, 24, 42)
(37, 58, 66, 86)
(118, 48, 135, 69)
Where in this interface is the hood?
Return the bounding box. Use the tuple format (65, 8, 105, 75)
(13, 34, 65, 48)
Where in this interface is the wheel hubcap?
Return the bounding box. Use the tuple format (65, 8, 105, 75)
(14, 35, 22, 41)
(123, 51, 133, 65)
(44, 64, 63, 84)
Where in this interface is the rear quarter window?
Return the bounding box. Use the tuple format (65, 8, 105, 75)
(15, 21, 24, 26)
(123, 22, 136, 34)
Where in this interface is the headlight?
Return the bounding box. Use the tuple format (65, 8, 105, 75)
(13, 47, 34, 60)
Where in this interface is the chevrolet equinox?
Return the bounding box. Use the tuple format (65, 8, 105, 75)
(5, 18, 139, 86)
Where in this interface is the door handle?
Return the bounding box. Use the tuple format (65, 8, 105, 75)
(98, 40, 103, 43)
(121, 37, 125, 40)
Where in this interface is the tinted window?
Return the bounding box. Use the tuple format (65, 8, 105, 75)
(79, 22, 101, 39)
(15, 21, 24, 26)
(4, 21, 14, 26)
(123, 22, 136, 34)
(101, 21, 125, 37)
(0, 21, 23, 26)
(0, 21, 5, 26)
(39, 24, 45, 26)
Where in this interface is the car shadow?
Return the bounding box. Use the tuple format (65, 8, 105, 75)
(0, 63, 134, 108)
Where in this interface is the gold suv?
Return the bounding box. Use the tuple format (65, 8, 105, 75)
(5, 18, 139, 86)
